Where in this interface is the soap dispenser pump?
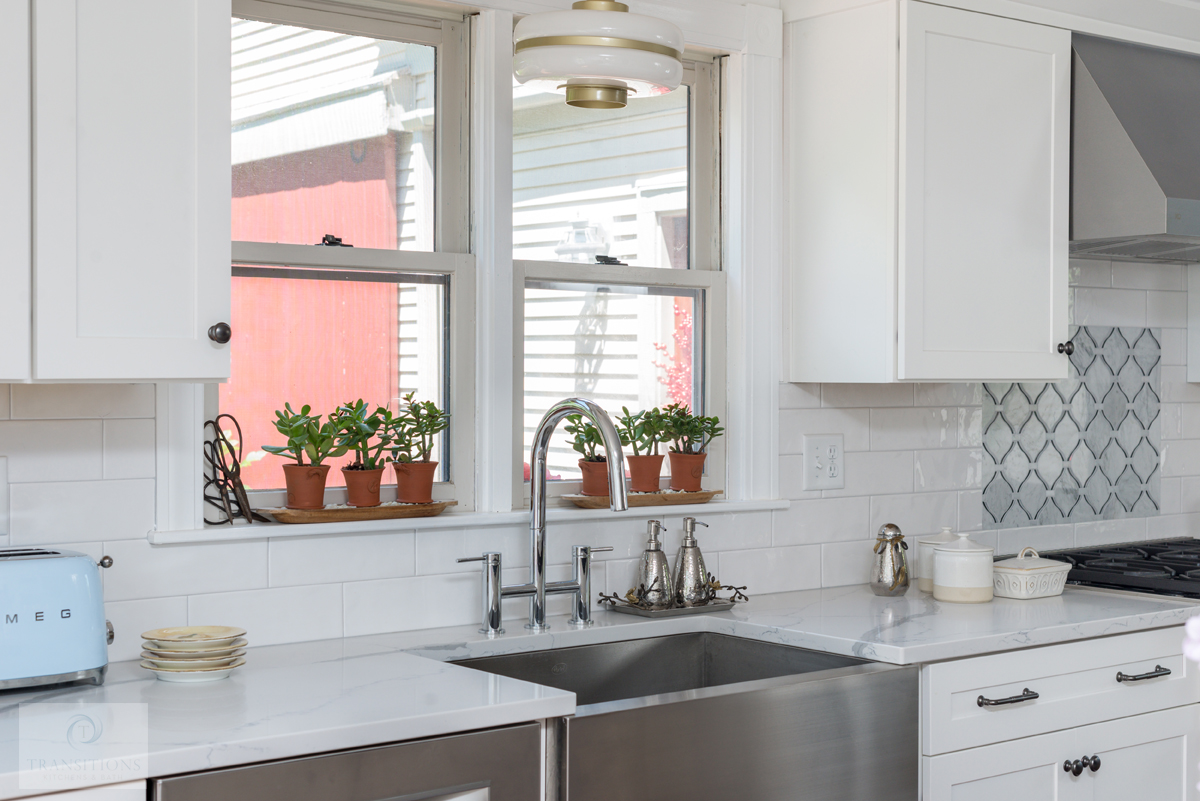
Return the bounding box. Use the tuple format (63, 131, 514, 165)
(636, 520, 673, 608)
(674, 517, 710, 605)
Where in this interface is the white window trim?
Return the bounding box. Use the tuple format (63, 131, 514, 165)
(152, 2, 786, 537)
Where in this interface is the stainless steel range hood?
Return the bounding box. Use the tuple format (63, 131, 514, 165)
(1071, 34, 1200, 262)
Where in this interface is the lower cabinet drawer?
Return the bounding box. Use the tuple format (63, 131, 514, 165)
(922, 626, 1197, 755)
(921, 704, 1200, 801)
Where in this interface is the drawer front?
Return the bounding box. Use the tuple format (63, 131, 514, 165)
(922, 626, 1198, 755)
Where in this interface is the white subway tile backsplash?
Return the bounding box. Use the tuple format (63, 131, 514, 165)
(0, 420, 103, 482)
(416, 526, 530, 575)
(105, 596, 189, 663)
(821, 450, 913, 499)
(915, 383, 983, 407)
(270, 531, 416, 587)
(717, 546, 821, 594)
(9, 479, 154, 544)
(870, 491, 957, 538)
(913, 449, 983, 492)
(820, 540, 875, 587)
(190, 584, 343, 646)
(1161, 328, 1186, 366)
(1161, 440, 1200, 477)
(1074, 517, 1147, 547)
(103, 538, 267, 601)
(1069, 258, 1112, 288)
(1161, 367, 1200, 403)
(662, 510, 773, 552)
(102, 418, 156, 479)
(995, 523, 1074, 556)
(1182, 477, 1200, 513)
(10, 384, 155, 420)
(1111, 262, 1183, 291)
(1161, 404, 1184, 440)
(1182, 405, 1200, 439)
(779, 408, 870, 454)
(822, 383, 914, 408)
(773, 497, 870, 545)
(779, 382, 821, 409)
(958, 490, 983, 532)
(1161, 477, 1182, 516)
(1146, 512, 1200, 539)
(344, 573, 477, 637)
(1147, 291, 1188, 328)
(1073, 288, 1146, 326)
(958, 407, 983, 448)
(870, 408, 957, 450)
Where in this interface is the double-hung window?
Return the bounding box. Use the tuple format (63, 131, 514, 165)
(223, 1, 473, 509)
(513, 57, 725, 503)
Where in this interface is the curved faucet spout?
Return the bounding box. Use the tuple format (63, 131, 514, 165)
(527, 398, 627, 630)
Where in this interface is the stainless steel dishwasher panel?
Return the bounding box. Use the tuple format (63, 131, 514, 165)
(568, 663, 918, 801)
(152, 722, 540, 801)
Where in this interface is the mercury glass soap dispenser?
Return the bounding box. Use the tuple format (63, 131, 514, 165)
(673, 517, 710, 604)
(636, 520, 673, 608)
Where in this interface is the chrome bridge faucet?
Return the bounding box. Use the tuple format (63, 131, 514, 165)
(459, 398, 628, 634)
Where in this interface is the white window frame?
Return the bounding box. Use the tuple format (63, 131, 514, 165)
(220, 0, 476, 511)
(512, 58, 726, 508)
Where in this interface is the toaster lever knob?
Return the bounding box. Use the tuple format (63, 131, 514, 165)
(106, 620, 114, 645)
(98, 556, 113, 569)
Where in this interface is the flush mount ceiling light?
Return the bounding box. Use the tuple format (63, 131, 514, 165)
(513, 0, 685, 109)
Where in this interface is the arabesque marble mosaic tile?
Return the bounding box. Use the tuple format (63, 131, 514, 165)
(982, 326, 1161, 529)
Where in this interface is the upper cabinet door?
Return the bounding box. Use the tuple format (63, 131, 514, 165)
(898, 1, 1070, 381)
(33, 0, 230, 381)
(0, 0, 31, 382)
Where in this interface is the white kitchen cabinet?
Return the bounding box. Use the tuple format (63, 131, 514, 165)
(31, 0, 230, 381)
(0, 0, 31, 381)
(924, 704, 1199, 801)
(785, 0, 1071, 382)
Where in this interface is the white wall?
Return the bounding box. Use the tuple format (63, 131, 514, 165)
(2, 257, 1193, 662)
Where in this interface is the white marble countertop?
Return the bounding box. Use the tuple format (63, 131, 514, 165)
(2, 583, 1197, 799)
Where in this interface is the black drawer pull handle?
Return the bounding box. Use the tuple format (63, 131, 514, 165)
(1116, 664, 1170, 683)
(977, 688, 1039, 707)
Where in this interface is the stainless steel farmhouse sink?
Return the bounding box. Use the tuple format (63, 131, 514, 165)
(453, 632, 917, 801)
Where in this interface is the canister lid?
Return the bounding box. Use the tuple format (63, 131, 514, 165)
(993, 547, 1071, 573)
(917, 526, 958, 545)
(933, 531, 992, 553)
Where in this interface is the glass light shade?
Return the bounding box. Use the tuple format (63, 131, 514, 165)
(513, 5, 685, 107)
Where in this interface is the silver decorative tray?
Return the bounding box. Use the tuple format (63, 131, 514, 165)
(604, 600, 735, 618)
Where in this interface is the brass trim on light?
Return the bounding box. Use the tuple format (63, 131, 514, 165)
(514, 35, 683, 61)
(561, 83, 630, 109)
(572, 0, 629, 10)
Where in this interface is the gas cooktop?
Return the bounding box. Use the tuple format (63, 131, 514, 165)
(1030, 538, 1200, 598)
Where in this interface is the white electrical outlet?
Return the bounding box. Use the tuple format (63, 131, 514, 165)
(802, 435, 845, 490)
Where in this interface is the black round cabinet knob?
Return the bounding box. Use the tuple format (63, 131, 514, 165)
(1057, 341, 1075, 355)
(208, 322, 232, 344)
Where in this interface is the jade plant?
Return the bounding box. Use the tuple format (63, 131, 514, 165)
(262, 403, 348, 465)
(616, 406, 667, 456)
(564, 414, 606, 462)
(332, 399, 395, 471)
(662, 403, 724, 454)
(390, 392, 449, 463)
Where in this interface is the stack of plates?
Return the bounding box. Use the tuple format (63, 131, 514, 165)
(140, 626, 247, 682)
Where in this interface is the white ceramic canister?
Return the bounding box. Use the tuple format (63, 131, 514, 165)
(916, 526, 958, 594)
(992, 547, 1071, 599)
(933, 531, 994, 603)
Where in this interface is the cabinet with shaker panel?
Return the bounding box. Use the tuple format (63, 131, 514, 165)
(0, 0, 231, 382)
(784, 0, 1071, 383)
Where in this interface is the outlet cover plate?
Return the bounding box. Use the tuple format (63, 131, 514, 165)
(803, 435, 845, 491)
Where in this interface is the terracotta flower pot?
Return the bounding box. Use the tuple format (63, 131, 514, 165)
(394, 461, 439, 504)
(626, 454, 665, 493)
(342, 466, 385, 507)
(668, 452, 706, 492)
(578, 459, 610, 496)
(282, 463, 331, 510)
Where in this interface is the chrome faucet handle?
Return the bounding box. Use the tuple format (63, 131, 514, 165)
(591, 546, 614, 553)
(457, 556, 486, 563)
(569, 546, 611, 627)
(459, 552, 504, 636)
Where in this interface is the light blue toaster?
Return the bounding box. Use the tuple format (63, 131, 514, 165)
(0, 548, 112, 690)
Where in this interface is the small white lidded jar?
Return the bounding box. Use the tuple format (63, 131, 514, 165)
(916, 526, 957, 594)
(992, 548, 1071, 599)
(933, 531, 994, 604)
